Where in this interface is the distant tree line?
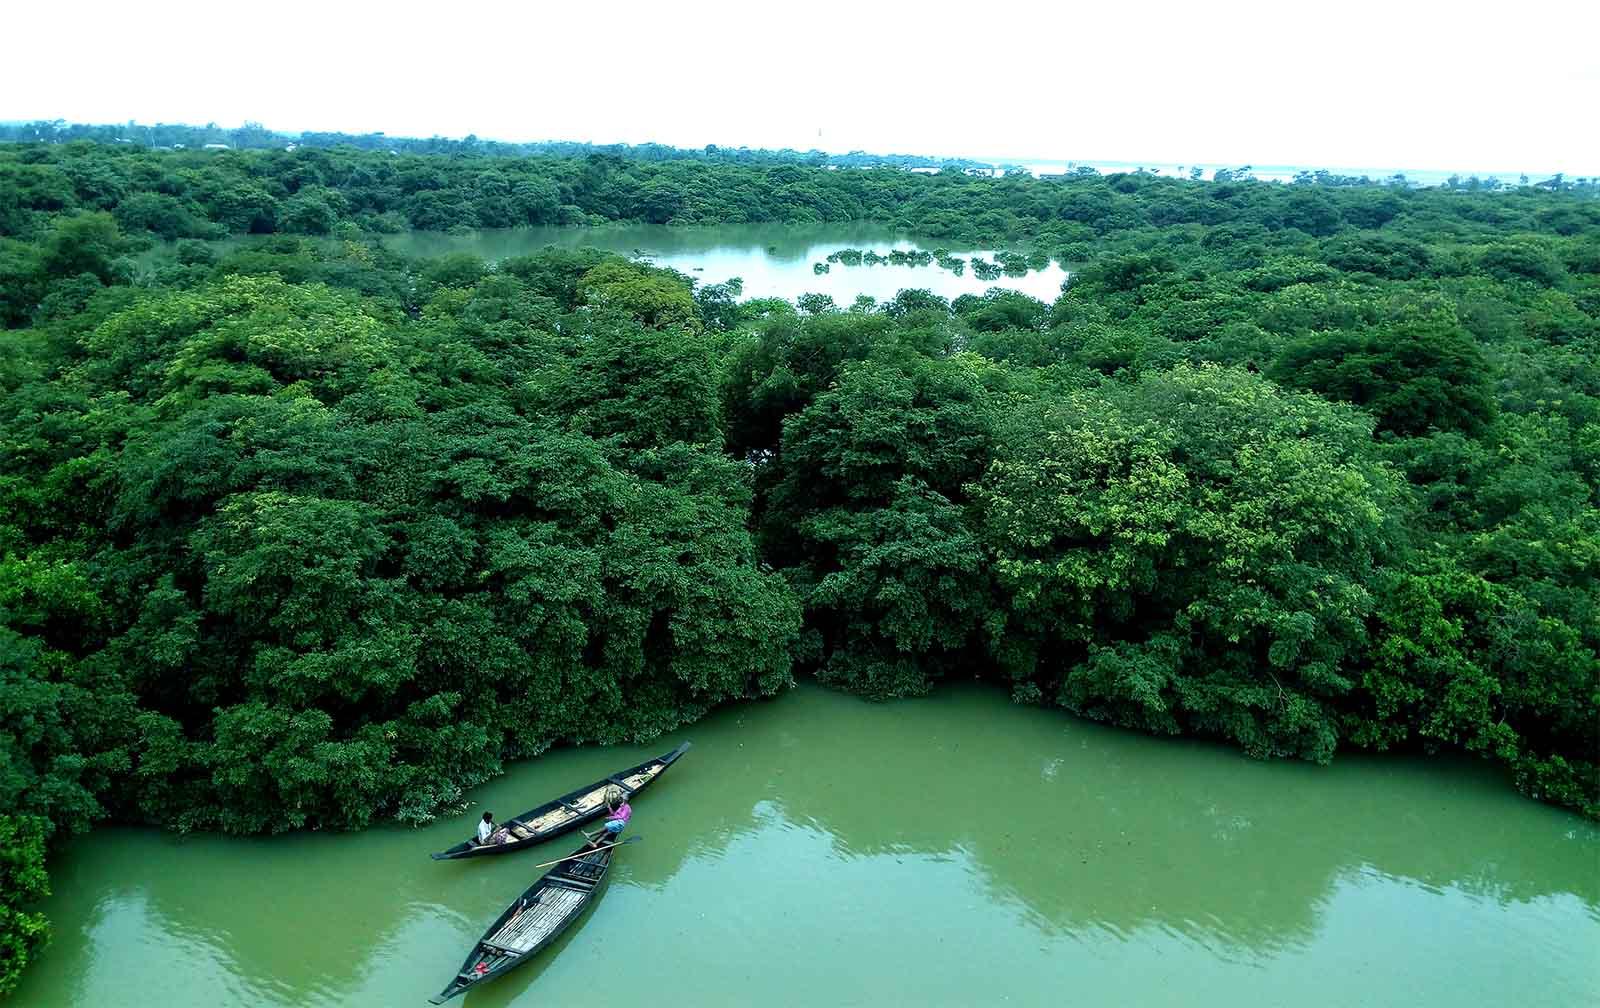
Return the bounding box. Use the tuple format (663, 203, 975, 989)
(0, 138, 1595, 992)
(0, 119, 987, 171)
(2, 137, 1596, 259)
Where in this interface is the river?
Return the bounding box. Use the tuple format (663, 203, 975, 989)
(16, 683, 1598, 1007)
(377, 223, 1072, 305)
(161, 224, 1071, 306)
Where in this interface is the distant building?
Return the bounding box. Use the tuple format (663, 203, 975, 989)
(202, 143, 230, 150)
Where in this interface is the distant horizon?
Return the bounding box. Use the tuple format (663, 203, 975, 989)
(8, 2, 1597, 179)
(5, 117, 1594, 183)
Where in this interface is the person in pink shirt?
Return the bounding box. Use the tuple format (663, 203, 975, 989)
(585, 787, 631, 845)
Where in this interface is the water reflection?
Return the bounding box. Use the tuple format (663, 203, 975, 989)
(19, 684, 1599, 1007)
(376, 223, 1073, 305)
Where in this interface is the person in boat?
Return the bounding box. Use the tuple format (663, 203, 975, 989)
(474, 812, 514, 845)
(585, 787, 631, 845)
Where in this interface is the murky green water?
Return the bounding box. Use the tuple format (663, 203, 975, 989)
(155, 223, 1070, 304)
(17, 684, 1599, 1007)
(376, 222, 1072, 304)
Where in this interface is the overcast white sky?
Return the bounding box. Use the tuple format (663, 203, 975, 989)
(5, 0, 1597, 173)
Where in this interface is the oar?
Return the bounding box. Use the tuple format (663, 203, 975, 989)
(530, 835, 641, 870)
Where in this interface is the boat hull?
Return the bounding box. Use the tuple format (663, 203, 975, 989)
(430, 839, 616, 1003)
(429, 741, 689, 860)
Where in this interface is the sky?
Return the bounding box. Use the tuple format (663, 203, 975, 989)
(5, 0, 1598, 174)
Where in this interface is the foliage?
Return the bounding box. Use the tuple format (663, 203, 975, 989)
(764, 353, 1006, 695)
(0, 815, 50, 995)
(2, 135, 1597, 990)
(977, 366, 1404, 760)
(1270, 311, 1498, 436)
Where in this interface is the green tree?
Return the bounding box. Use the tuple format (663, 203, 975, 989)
(37, 211, 123, 283)
(578, 260, 702, 331)
(1271, 312, 1497, 436)
(977, 365, 1405, 760)
(0, 814, 49, 995)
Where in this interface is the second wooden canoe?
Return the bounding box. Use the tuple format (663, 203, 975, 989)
(429, 837, 618, 1003)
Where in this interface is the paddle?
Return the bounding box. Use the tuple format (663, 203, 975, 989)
(530, 835, 641, 870)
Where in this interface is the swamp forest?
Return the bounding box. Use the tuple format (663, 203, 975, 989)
(0, 136, 1596, 998)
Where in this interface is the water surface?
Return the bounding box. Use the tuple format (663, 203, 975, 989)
(18, 684, 1598, 1007)
(378, 223, 1072, 305)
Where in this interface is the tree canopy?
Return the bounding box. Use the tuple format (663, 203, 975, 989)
(1, 137, 1596, 993)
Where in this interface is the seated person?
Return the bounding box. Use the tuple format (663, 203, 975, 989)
(586, 787, 631, 844)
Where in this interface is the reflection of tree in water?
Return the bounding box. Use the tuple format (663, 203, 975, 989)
(34, 826, 480, 1005)
(33, 744, 680, 1007)
(31, 685, 1599, 1005)
(473, 223, 929, 265)
(379, 223, 1027, 268)
(616, 685, 1600, 956)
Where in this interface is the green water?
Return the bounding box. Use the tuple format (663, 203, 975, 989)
(378, 222, 1073, 304)
(17, 684, 1599, 1007)
(154, 223, 1072, 304)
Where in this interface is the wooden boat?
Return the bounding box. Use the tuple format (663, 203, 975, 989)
(430, 741, 689, 860)
(429, 838, 620, 1003)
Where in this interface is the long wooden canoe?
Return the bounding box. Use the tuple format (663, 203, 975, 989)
(429, 838, 618, 1003)
(430, 741, 689, 860)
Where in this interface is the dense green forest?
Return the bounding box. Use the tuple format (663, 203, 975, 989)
(1, 140, 1596, 992)
(0, 119, 988, 172)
